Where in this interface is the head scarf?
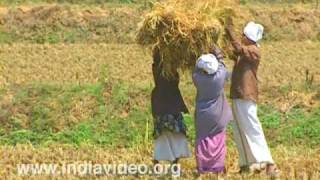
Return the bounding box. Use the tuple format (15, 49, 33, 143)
(196, 54, 219, 75)
(243, 21, 264, 43)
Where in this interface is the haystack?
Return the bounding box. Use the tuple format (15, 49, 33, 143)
(136, 0, 239, 78)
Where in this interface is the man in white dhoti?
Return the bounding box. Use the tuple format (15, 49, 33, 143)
(225, 20, 280, 177)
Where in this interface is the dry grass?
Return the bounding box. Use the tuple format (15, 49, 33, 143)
(0, 4, 318, 44)
(0, 4, 142, 43)
(0, 143, 320, 179)
(236, 5, 320, 41)
(0, 44, 151, 88)
(0, 42, 319, 87)
(0, 42, 318, 108)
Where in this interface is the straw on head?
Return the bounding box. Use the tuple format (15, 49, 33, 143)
(137, 0, 239, 78)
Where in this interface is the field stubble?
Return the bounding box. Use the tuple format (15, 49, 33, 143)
(0, 42, 319, 109)
(0, 144, 320, 179)
(0, 3, 319, 180)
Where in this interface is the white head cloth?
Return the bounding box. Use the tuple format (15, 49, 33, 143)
(196, 54, 218, 74)
(243, 21, 264, 43)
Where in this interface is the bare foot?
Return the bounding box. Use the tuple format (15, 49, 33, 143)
(266, 164, 280, 177)
(250, 163, 266, 173)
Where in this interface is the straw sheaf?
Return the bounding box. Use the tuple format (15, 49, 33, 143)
(137, 0, 239, 78)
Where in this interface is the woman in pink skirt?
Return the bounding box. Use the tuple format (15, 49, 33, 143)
(192, 46, 232, 174)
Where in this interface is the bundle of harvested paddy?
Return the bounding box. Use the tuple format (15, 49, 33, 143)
(137, 0, 239, 77)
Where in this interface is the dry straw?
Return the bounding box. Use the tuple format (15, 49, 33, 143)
(137, 0, 239, 77)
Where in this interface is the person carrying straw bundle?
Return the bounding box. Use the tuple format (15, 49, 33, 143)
(225, 18, 280, 177)
(151, 47, 191, 166)
(192, 46, 232, 176)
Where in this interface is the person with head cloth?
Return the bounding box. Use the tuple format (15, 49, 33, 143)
(192, 47, 232, 176)
(151, 47, 191, 166)
(225, 19, 280, 176)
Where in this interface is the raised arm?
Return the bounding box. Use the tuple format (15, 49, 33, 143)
(224, 18, 260, 64)
(225, 28, 242, 55)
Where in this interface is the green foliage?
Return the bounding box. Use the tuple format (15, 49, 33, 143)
(0, 31, 15, 43)
(58, 122, 94, 145)
(29, 30, 60, 44)
(3, 83, 99, 132)
(1, 79, 319, 148)
(0, 80, 152, 147)
(30, 105, 52, 132)
(183, 114, 195, 144)
(259, 104, 281, 129)
(280, 107, 320, 146)
(111, 81, 129, 109)
(1, 129, 39, 145)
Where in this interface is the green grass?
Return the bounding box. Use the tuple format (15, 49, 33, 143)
(259, 104, 282, 129)
(111, 81, 129, 110)
(280, 107, 320, 146)
(1, 80, 319, 148)
(0, 31, 15, 43)
(0, 108, 153, 147)
(0, 73, 153, 147)
(259, 105, 320, 147)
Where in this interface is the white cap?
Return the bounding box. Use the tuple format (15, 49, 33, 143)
(243, 21, 264, 43)
(196, 54, 218, 74)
